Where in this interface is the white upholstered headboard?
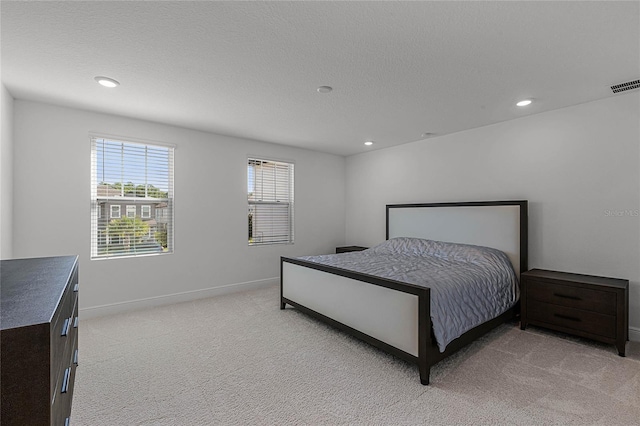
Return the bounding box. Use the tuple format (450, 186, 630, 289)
(386, 201, 528, 277)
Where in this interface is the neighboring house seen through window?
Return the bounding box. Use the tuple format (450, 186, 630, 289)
(247, 158, 294, 245)
(91, 137, 175, 259)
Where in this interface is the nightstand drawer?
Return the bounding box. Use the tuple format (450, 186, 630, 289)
(528, 302, 616, 338)
(527, 279, 616, 315)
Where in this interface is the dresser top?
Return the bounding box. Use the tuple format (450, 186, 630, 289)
(1, 256, 78, 330)
(522, 268, 628, 289)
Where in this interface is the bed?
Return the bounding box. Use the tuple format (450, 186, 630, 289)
(280, 200, 528, 385)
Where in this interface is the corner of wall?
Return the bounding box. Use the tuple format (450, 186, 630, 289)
(0, 83, 15, 259)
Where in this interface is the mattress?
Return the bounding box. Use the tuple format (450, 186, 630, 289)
(298, 237, 519, 352)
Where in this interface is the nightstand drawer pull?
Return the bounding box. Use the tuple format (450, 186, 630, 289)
(61, 367, 71, 393)
(73, 349, 78, 365)
(553, 293, 581, 301)
(74, 283, 79, 292)
(74, 316, 78, 328)
(554, 313, 581, 322)
(61, 318, 71, 336)
(65, 417, 70, 426)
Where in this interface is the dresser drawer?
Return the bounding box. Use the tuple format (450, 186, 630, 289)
(52, 331, 78, 426)
(52, 280, 75, 340)
(51, 286, 77, 398)
(527, 279, 616, 315)
(50, 288, 77, 395)
(55, 297, 78, 390)
(528, 301, 616, 338)
(52, 366, 72, 426)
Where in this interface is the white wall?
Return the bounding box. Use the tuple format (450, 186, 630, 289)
(345, 92, 640, 336)
(0, 84, 14, 259)
(12, 100, 345, 314)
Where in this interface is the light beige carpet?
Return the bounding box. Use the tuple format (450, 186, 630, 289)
(72, 285, 640, 425)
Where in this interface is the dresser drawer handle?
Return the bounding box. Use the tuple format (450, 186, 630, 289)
(65, 417, 70, 426)
(73, 349, 78, 365)
(554, 313, 581, 322)
(553, 293, 581, 301)
(61, 318, 71, 336)
(61, 367, 71, 393)
(74, 283, 79, 292)
(74, 316, 79, 328)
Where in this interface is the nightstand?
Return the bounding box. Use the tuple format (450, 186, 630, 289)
(520, 269, 629, 356)
(335, 245, 368, 254)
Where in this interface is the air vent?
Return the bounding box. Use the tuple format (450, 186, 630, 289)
(611, 79, 640, 93)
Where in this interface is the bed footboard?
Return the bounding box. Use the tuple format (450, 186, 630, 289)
(281, 257, 432, 385)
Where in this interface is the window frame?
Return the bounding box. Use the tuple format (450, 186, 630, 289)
(91, 135, 175, 260)
(126, 205, 136, 218)
(247, 157, 295, 246)
(110, 205, 121, 219)
(141, 205, 151, 219)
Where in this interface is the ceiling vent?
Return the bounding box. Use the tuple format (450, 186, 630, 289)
(610, 79, 640, 93)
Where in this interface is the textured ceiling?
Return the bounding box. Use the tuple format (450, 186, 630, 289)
(1, 1, 639, 156)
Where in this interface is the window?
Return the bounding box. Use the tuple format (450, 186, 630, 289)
(91, 137, 174, 259)
(247, 158, 294, 245)
(126, 205, 136, 218)
(141, 205, 151, 219)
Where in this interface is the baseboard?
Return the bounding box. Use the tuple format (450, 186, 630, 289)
(79, 277, 279, 319)
(630, 326, 640, 342)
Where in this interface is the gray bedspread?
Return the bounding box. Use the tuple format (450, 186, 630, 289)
(298, 237, 519, 352)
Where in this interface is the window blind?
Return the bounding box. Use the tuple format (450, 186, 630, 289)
(91, 137, 174, 259)
(248, 158, 294, 245)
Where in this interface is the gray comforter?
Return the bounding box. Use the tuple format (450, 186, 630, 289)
(299, 237, 519, 352)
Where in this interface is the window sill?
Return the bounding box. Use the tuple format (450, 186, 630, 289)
(91, 251, 173, 261)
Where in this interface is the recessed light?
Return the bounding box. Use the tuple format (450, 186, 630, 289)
(317, 86, 333, 93)
(95, 76, 120, 88)
(516, 99, 532, 107)
(364, 141, 374, 146)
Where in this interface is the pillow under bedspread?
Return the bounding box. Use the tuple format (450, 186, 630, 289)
(298, 237, 519, 353)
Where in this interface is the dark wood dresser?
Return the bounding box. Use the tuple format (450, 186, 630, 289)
(1, 256, 79, 426)
(335, 246, 368, 254)
(520, 268, 628, 356)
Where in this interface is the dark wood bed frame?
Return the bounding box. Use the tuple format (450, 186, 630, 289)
(280, 200, 528, 385)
